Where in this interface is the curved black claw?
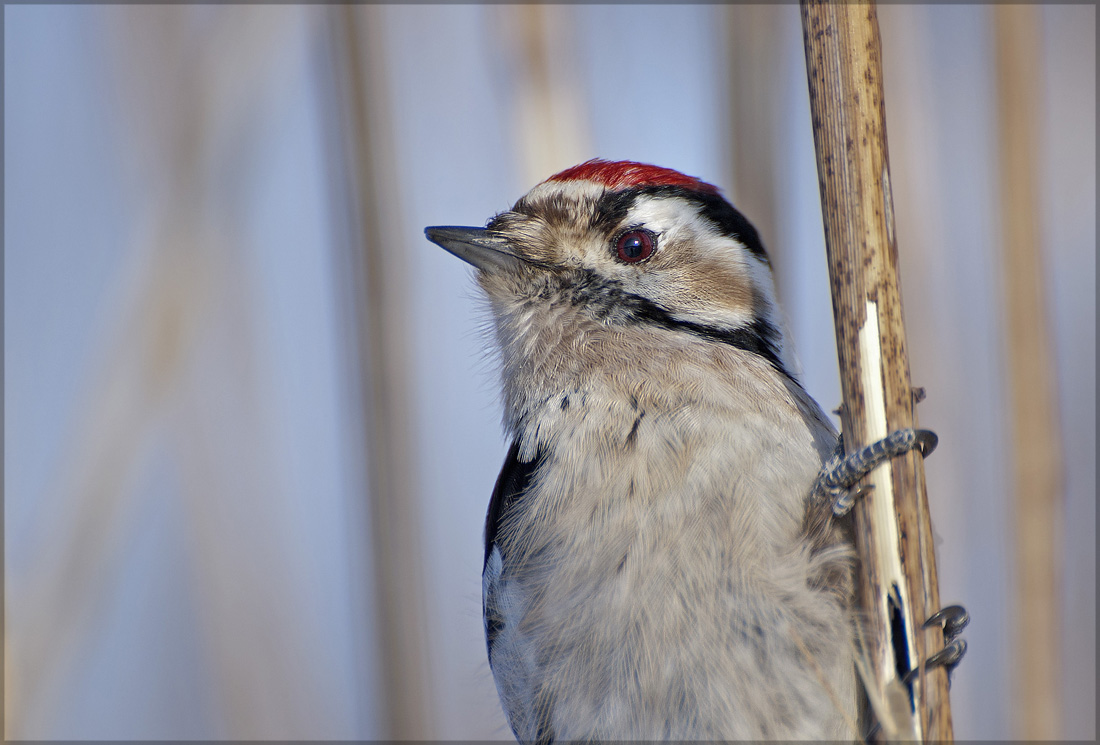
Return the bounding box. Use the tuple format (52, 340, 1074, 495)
(904, 638, 968, 686)
(927, 638, 968, 671)
(924, 604, 969, 642)
(903, 605, 970, 687)
(815, 428, 939, 516)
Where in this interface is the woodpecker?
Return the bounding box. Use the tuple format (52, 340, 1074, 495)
(426, 160, 964, 741)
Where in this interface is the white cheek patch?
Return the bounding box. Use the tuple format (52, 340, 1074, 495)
(623, 197, 761, 328)
(624, 196, 707, 245)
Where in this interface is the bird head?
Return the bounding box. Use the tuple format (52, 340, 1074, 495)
(426, 159, 796, 382)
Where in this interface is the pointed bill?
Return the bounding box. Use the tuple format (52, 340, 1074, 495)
(424, 226, 525, 273)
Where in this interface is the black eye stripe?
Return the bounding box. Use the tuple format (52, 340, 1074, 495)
(558, 269, 792, 381)
(628, 298, 791, 381)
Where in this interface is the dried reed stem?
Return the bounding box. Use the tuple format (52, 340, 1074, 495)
(800, 1, 954, 738)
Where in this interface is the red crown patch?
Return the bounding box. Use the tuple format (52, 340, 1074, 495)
(545, 159, 720, 196)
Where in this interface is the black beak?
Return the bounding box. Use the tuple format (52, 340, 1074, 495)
(424, 226, 525, 273)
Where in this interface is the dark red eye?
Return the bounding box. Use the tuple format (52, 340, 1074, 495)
(615, 229, 655, 263)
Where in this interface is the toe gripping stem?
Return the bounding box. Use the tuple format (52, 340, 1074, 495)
(904, 605, 970, 685)
(817, 428, 938, 517)
(864, 605, 970, 741)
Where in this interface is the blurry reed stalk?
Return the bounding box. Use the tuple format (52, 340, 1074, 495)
(993, 5, 1064, 739)
(8, 6, 331, 737)
(725, 4, 783, 263)
(324, 5, 433, 738)
(494, 4, 591, 186)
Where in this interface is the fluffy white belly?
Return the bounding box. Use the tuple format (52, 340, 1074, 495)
(483, 390, 856, 741)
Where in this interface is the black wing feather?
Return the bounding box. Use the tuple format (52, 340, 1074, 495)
(484, 439, 541, 568)
(484, 440, 555, 744)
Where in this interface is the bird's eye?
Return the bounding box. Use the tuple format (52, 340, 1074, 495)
(614, 229, 656, 263)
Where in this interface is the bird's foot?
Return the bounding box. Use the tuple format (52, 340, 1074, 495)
(904, 605, 970, 686)
(815, 428, 938, 517)
(862, 605, 969, 741)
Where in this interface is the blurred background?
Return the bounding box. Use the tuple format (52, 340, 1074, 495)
(3, 4, 1094, 740)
